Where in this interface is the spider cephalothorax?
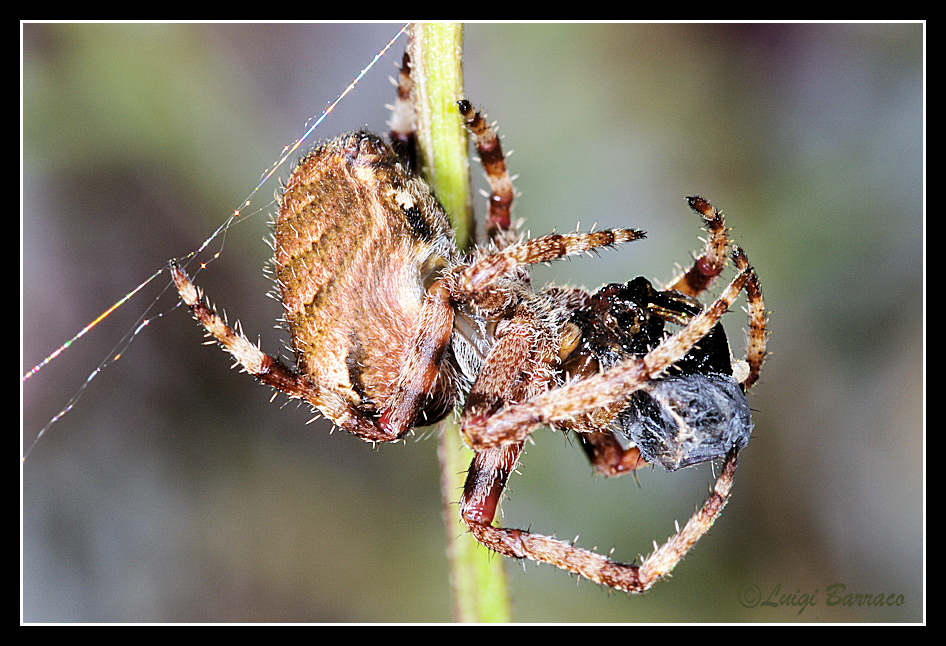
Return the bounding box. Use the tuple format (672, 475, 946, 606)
(170, 51, 769, 594)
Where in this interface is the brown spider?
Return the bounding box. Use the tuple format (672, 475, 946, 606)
(170, 51, 768, 594)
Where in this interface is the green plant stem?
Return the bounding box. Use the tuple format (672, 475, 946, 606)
(408, 22, 512, 623)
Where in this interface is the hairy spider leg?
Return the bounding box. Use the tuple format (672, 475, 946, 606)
(457, 99, 517, 249)
(460, 303, 560, 445)
(458, 307, 551, 527)
(461, 445, 737, 593)
(461, 442, 525, 527)
(388, 50, 418, 173)
(453, 228, 647, 301)
(667, 195, 731, 297)
(377, 278, 456, 437)
(170, 261, 401, 443)
(576, 432, 648, 476)
(662, 196, 769, 390)
(732, 246, 768, 391)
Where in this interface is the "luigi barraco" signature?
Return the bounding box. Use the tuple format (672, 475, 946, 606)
(738, 583, 906, 615)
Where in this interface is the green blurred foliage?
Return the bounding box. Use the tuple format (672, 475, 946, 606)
(23, 23, 922, 622)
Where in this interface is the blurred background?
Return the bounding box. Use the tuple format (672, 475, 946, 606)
(22, 23, 923, 622)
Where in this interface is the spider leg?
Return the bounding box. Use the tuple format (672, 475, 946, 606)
(459, 304, 558, 446)
(661, 195, 768, 389)
(457, 99, 517, 249)
(460, 441, 739, 593)
(464, 251, 753, 450)
(665, 195, 731, 297)
(732, 247, 769, 391)
(170, 262, 398, 443)
(576, 432, 648, 476)
(453, 228, 646, 299)
(388, 50, 417, 173)
(378, 278, 456, 437)
(460, 443, 525, 527)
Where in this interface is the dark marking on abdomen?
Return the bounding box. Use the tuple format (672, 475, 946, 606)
(404, 205, 435, 243)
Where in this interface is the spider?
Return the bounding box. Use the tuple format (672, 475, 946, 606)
(170, 51, 768, 594)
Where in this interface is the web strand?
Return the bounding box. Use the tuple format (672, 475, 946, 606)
(23, 24, 410, 461)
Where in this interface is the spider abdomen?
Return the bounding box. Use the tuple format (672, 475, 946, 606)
(274, 131, 456, 414)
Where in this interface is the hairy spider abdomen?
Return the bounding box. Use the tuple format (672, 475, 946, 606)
(274, 131, 457, 418)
